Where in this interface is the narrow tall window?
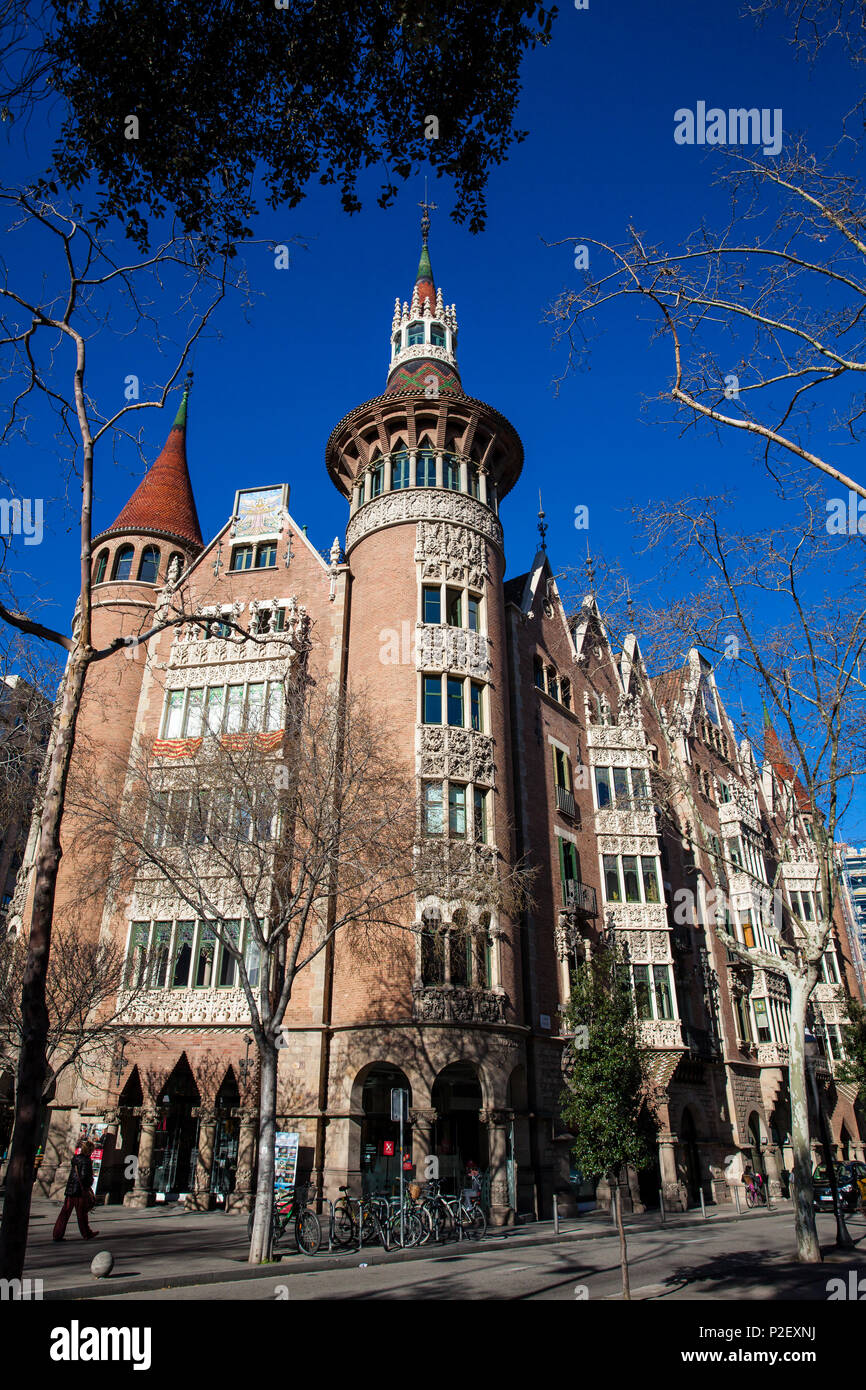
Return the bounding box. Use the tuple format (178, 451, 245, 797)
(473, 787, 488, 843)
(447, 678, 464, 727)
(603, 855, 622, 903)
(194, 926, 216, 988)
(126, 923, 149, 988)
(422, 781, 444, 835)
(138, 546, 160, 583)
(653, 966, 673, 1019)
(407, 321, 424, 346)
(423, 676, 442, 725)
(446, 588, 462, 627)
(444, 455, 460, 490)
(392, 451, 410, 489)
(225, 684, 244, 733)
(466, 463, 479, 498)
(547, 669, 559, 703)
(595, 767, 612, 809)
(613, 767, 631, 806)
(448, 784, 467, 838)
(423, 586, 442, 624)
(467, 595, 481, 632)
(172, 922, 194, 988)
(255, 541, 277, 568)
(184, 688, 204, 738)
(218, 921, 241, 988)
(112, 545, 134, 581)
(369, 462, 384, 497)
(560, 678, 571, 710)
(150, 922, 172, 989)
(94, 550, 109, 584)
(266, 682, 284, 732)
(633, 964, 652, 1020)
(470, 683, 484, 732)
(163, 690, 185, 739)
(418, 451, 436, 487)
(421, 915, 444, 985)
(207, 686, 226, 734)
(534, 657, 545, 690)
(430, 324, 446, 347)
(622, 855, 641, 902)
(246, 683, 265, 732)
(641, 857, 660, 903)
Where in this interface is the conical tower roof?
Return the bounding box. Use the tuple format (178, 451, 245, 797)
(96, 377, 203, 548)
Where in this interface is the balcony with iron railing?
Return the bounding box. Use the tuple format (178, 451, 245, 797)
(555, 783, 577, 819)
(562, 878, 598, 917)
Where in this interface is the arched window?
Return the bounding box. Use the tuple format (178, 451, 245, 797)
(112, 544, 135, 581)
(369, 459, 384, 498)
(255, 542, 277, 568)
(407, 321, 424, 347)
(93, 549, 109, 585)
(137, 545, 160, 583)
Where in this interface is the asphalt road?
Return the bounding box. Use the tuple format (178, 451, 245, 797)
(91, 1209, 866, 1301)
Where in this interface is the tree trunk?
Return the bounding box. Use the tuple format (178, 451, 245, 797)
(788, 977, 822, 1263)
(614, 1172, 631, 1300)
(0, 652, 88, 1280)
(248, 1037, 278, 1265)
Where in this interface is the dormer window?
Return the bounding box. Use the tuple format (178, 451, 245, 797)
(407, 321, 424, 347)
(430, 324, 445, 347)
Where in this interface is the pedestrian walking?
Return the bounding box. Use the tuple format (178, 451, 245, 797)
(52, 1139, 100, 1241)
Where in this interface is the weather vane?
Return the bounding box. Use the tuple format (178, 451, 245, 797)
(419, 176, 438, 246)
(537, 491, 548, 551)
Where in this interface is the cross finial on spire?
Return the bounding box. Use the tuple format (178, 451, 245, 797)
(419, 176, 437, 247)
(537, 491, 548, 551)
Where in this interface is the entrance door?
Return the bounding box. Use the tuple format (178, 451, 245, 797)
(211, 1115, 239, 1196)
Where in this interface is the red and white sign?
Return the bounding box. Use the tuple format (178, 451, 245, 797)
(382, 1140, 395, 1157)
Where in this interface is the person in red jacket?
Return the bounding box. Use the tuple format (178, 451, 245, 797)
(52, 1139, 100, 1241)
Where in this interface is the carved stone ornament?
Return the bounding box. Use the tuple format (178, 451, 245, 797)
(418, 724, 496, 787)
(346, 490, 503, 555)
(117, 986, 251, 1027)
(414, 518, 491, 588)
(415, 624, 492, 680)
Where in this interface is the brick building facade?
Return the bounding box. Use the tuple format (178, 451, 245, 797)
(7, 230, 864, 1217)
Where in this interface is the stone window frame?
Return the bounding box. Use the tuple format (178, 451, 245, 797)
(123, 916, 257, 993)
(416, 904, 497, 991)
(418, 671, 487, 733)
(419, 776, 492, 844)
(632, 961, 676, 1022)
(350, 445, 492, 511)
(419, 577, 485, 634)
(598, 851, 663, 907)
(159, 677, 285, 739)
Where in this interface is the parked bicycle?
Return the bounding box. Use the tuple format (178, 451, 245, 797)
(247, 1184, 322, 1255)
(330, 1186, 389, 1250)
(418, 1178, 488, 1242)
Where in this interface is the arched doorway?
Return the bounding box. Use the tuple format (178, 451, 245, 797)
(840, 1124, 852, 1161)
(152, 1055, 201, 1199)
(431, 1062, 487, 1193)
(680, 1108, 701, 1206)
(211, 1069, 241, 1198)
(359, 1064, 413, 1196)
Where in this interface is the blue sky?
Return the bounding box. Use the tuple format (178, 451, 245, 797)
(2, 0, 864, 831)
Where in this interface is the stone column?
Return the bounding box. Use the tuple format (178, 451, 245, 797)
(187, 1105, 216, 1211)
(435, 453, 443, 489)
(478, 467, 488, 507)
(658, 1132, 688, 1212)
(410, 1107, 437, 1182)
(409, 451, 418, 487)
(482, 1108, 514, 1227)
(124, 1105, 159, 1208)
(227, 1108, 257, 1213)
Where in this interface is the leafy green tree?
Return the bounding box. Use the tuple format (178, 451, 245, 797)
(3, 0, 558, 254)
(560, 946, 652, 1301)
(838, 1000, 866, 1093)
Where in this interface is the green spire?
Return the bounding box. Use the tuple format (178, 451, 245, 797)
(173, 371, 193, 430)
(416, 242, 433, 284)
(762, 700, 771, 728)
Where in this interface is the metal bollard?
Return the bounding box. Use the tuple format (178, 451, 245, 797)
(553, 1192, 559, 1235)
(733, 1185, 741, 1215)
(659, 1189, 666, 1226)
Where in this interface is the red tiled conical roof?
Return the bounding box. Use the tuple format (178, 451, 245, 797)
(98, 381, 203, 548)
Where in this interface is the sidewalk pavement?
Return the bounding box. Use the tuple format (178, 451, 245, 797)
(13, 1194, 801, 1301)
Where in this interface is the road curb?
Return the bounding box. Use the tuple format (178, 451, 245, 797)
(44, 1203, 792, 1300)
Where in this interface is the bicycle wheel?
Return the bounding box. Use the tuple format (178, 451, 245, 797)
(389, 1209, 422, 1248)
(295, 1208, 322, 1256)
(331, 1200, 356, 1249)
(359, 1206, 383, 1247)
(465, 1205, 488, 1240)
(416, 1204, 435, 1245)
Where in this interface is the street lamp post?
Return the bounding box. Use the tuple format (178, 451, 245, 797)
(804, 1029, 854, 1250)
